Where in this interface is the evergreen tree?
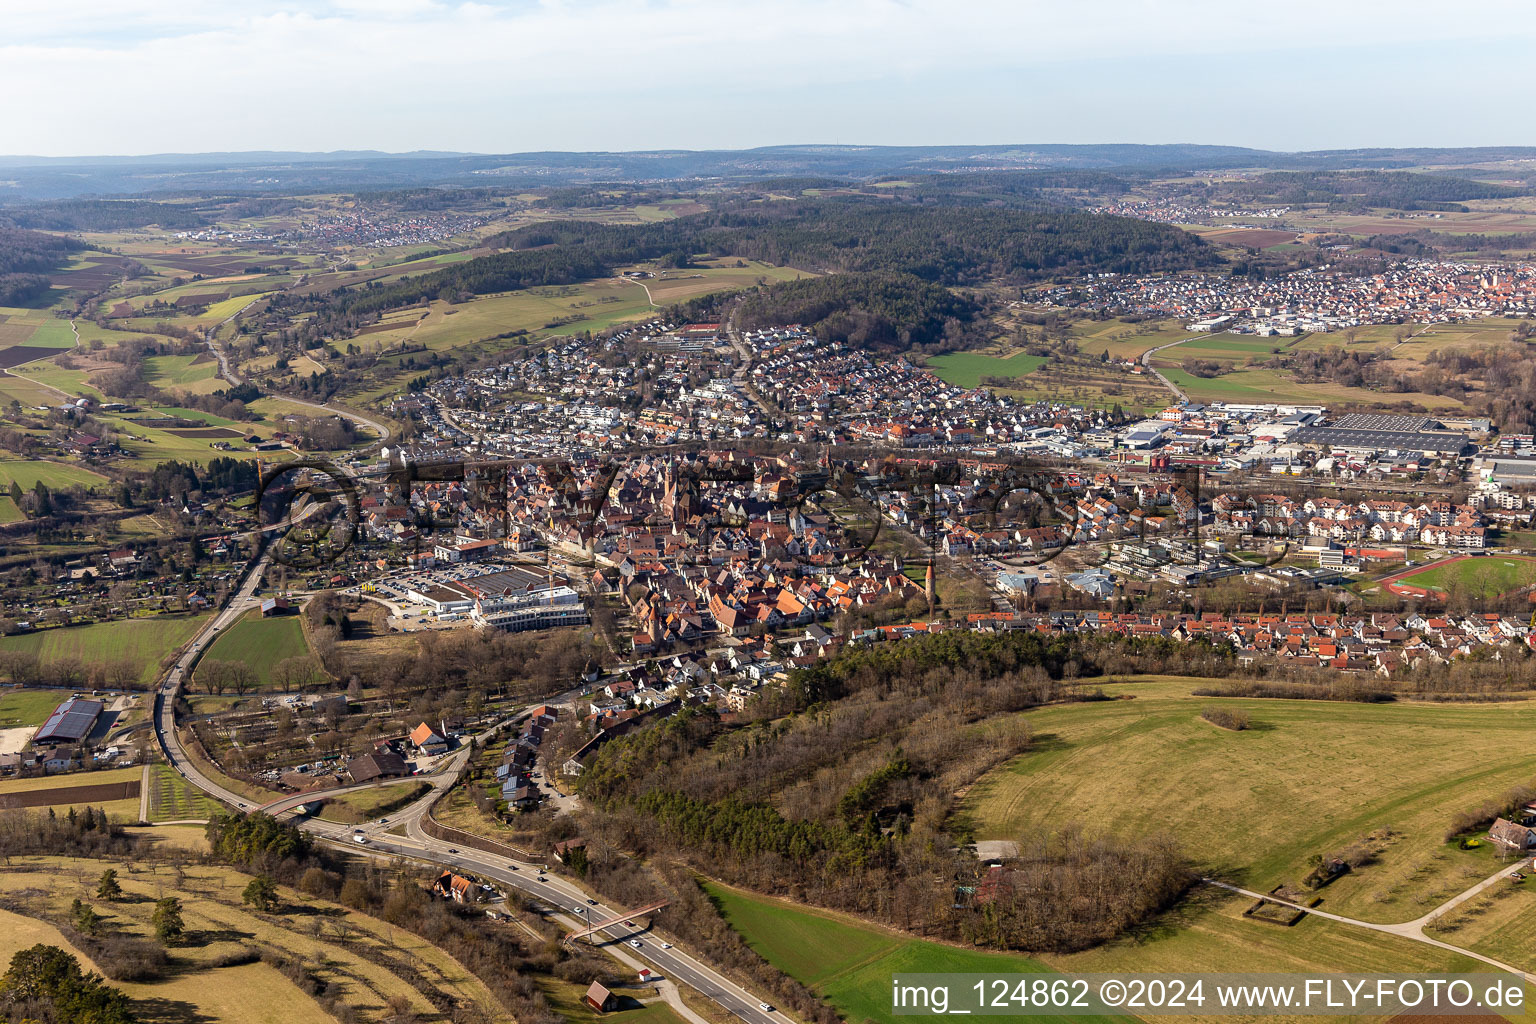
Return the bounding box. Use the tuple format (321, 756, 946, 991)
(151, 897, 183, 944)
(96, 869, 122, 901)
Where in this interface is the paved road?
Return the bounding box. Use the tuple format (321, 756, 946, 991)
(1140, 336, 1200, 403)
(336, 817, 787, 1024)
(151, 586, 786, 1024)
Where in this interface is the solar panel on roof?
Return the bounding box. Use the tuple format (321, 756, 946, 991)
(33, 698, 105, 743)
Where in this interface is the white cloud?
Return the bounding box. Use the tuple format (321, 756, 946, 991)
(0, 1, 1528, 154)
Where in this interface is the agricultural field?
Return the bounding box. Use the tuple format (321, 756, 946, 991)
(198, 610, 310, 687)
(146, 763, 227, 821)
(1156, 364, 1466, 410)
(0, 856, 504, 1024)
(959, 677, 1536, 927)
(1393, 555, 1536, 598)
(0, 764, 141, 819)
(353, 282, 653, 355)
(1162, 334, 1293, 362)
(1186, 226, 1301, 249)
(1053, 316, 1195, 362)
(1424, 879, 1536, 976)
(1284, 203, 1536, 242)
(0, 459, 111, 493)
(624, 258, 812, 304)
(0, 765, 141, 796)
(0, 613, 208, 684)
(707, 878, 1480, 1017)
(703, 882, 1122, 1024)
(142, 352, 222, 393)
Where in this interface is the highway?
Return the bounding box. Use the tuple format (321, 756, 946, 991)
(151, 557, 786, 1024)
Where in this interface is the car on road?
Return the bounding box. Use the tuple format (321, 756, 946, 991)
(353, 835, 369, 844)
(586, 898, 597, 905)
(629, 940, 641, 948)
(378, 817, 389, 823)
(759, 1003, 773, 1013)
(447, 848, 458, 853)
(660, 942, 671, 949)
(537, 875, 547, 881)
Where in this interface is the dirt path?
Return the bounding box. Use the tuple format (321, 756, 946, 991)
(1203, 876, 1535, 980)
(617, 276, 657, 306)
(1, 323, 79, 403)
(138, 764, 150, 822)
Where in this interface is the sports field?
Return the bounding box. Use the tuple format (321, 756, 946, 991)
(0, 613, 208, 685)
(1392, 555, 1536, 598)
(926, 351, 1047, 388)
(960, 677, 1536, 925)
(199, 610, 310, 686)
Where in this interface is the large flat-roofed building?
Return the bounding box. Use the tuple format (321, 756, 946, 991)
(33, 698, 104, 744)
(462, 565, 590, 632)
(1480, 457, 1536, 485)
(1290, 412, 1472, 457)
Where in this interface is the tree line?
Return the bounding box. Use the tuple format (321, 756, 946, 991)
(1218, 170, 1528, 210)
(0, 225, 79, 305)
(4, 199, 207, 232)
(574, 629, 1198, 954)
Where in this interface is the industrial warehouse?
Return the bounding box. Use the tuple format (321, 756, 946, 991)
(1289, 413, 1475, 457)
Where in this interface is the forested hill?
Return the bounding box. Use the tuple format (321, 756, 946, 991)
(492, 203, 1218, 285)
(4, 199, 208, 231)
(0, 225, 80, 305)
(731, 273, 982, 353)
(288, 200, 1216, 347)
(1220, 170, 1529, 211)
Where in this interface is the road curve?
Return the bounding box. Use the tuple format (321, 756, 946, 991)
(1140, 336, 1199, 403)
(151, 560, 787, 1024)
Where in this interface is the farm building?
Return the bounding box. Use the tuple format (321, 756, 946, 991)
(33, 698, 104, 744)
(261, 596, 293, 616)
(583, 982, 618, 1013)
(347, 751, 409, 784)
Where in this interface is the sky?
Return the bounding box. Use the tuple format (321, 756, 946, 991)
(3, 0, 1533, 157)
